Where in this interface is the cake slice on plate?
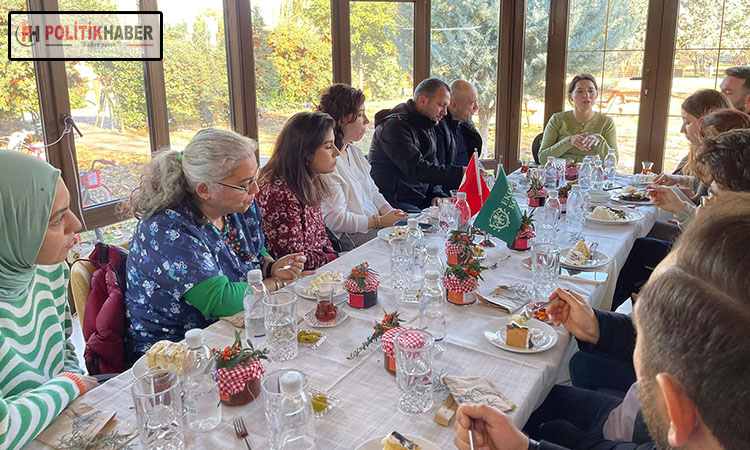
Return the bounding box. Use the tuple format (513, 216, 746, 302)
(505, 315, 530, 349)
(382, 431, 422, 450)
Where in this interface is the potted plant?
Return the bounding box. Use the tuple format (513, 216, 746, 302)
(558, 181, 575, 213)
(444, 258, 486, 306)
(526, 177, 548, 207)
(212, 331, 269, 406)
(513, 210, 536, 250)
(344, 262, 379, 309)
(445, 228, 479, 266)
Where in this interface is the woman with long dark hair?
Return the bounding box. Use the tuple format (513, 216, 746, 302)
(257, 112, 341, 270)
(316, 84, 407, 250)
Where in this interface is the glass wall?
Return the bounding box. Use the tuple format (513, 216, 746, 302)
(663, 0, 750, 173)
(566, 0, 649, 174)
(162, 1, 232, 149)
(252, 0, 333, 160)
(431, 0, 499, 159)
(520, 0, 550, 162)
(0, 2, 44, 160)
(351, 1, 414, 154)
(59, 0, 151, 208)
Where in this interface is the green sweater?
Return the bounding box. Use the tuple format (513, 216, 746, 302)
(0, 263, 84, 450)
(539, 111, 618, 163)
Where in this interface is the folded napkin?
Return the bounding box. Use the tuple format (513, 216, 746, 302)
(34, 399, 137, 448)
(221, 311, 245, 328)
(444, 376, 516, 413)
(477, 285, 528, 312)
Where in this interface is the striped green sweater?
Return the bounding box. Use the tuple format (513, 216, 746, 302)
(0, 263, 84, 450)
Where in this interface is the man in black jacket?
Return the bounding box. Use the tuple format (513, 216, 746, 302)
(369, 78, 466, 212)
(454, 193, 750, 450)
(436, 80, 482, 167)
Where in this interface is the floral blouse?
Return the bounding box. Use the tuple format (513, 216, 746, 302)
(125, 202, 265, 355)
(256, 177, 337, 270)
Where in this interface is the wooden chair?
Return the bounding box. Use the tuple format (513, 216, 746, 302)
(531, 132, 544, 165)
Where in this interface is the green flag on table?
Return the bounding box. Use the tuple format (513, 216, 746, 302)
(473, 168, 523, 245)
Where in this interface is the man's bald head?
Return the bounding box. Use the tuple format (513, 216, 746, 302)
(449, 80, 479, 121)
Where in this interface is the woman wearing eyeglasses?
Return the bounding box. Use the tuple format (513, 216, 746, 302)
(124, 128, 307, 356)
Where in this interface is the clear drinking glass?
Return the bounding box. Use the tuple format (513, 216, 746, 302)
(394, 329, 434, 414)
(262, 369, 315, 450)
(263, 292, 298, 362)
(438, 197, 457, 237)
(131, 370, 185, 450)
(313, 282, 337, 323)
(390, 238, 414, 301)
(531, 244, 560, 302)
(641, 161, 654, 174)
(534, 207, 558, 244)
(553, 158, 566, 188)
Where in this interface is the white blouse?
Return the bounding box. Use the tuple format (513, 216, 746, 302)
(321, 143, 390, 236)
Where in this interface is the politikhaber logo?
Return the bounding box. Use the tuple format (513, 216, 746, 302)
(8, 11, 163, 61)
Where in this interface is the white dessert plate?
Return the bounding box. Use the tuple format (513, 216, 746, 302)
(484, 317, 558, 354)
(377, 226, 410, 241)
(586, 207, 644, 225)
(611, 193, 652, 206)
(294, 274, 347, 304)
(355, 435, 439, 450)
(559, 248, 610, 269)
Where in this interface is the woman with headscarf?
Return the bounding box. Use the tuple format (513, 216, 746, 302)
(0, 152, 98, 449)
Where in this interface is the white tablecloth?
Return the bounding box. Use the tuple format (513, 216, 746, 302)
(32, 186, 659, 450)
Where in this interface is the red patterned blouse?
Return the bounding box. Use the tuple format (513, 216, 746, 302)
(257, 177, 338, 270)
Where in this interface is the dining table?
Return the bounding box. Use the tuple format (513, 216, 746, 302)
(31, 173, 660, 450)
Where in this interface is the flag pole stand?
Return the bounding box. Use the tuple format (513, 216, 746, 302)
(479, 230, 496, 248)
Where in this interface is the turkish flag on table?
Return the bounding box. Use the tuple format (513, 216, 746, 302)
(457, 153, 490, 217)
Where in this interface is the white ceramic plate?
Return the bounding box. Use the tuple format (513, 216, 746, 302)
(586, 207, 644, 225)
(484, 317, 558, 354)
(559, 248, 610, 269)
(611, 193, 652, 206)
(355, 435, 440, 450)
(294, 275, 347, 303)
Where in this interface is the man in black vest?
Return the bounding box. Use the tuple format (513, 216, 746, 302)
(369, 78, 466, 212)
(436, 80, 483, 167)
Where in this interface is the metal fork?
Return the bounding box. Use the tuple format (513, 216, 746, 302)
(520, 295, 561, 320)
(586, 242, 600, 264)
(233, 417, 252, 450)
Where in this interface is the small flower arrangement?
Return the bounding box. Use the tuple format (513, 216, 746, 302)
(444, 256, 487, 305)
(526, 178, 548, 207)
(445, 228, 480, 266)
(565, 161, 579, 180)
(212, 331, 269, 405)
(514, 210, 536, 250)
(347, 310, 403, 359)
(212, 330, 269, 371)
(344, 262, 380, 309)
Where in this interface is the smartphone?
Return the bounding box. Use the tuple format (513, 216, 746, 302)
(559, 267, 609, 283)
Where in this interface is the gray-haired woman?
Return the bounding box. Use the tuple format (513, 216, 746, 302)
(124, 128, 307, 356)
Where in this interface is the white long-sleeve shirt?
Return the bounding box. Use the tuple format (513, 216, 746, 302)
(321, 143, 390, 236)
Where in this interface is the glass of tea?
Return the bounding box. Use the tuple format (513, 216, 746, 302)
(641, 161, 654, 174)
(314, 282, 337, 322)
(520, 158, 530, 174)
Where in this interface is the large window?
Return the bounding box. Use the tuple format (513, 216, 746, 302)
(0, 2, 44, 160)
(59, 1, 151, 209)
(251, 0, 333, 160)
(566, 0, 649, 174)
(431, 0, 499, 159)
(351, 1, 414, 154)
(663, 0, 750, 173)
(162, 2, 232, 149)
(520, 0, 550, 162)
